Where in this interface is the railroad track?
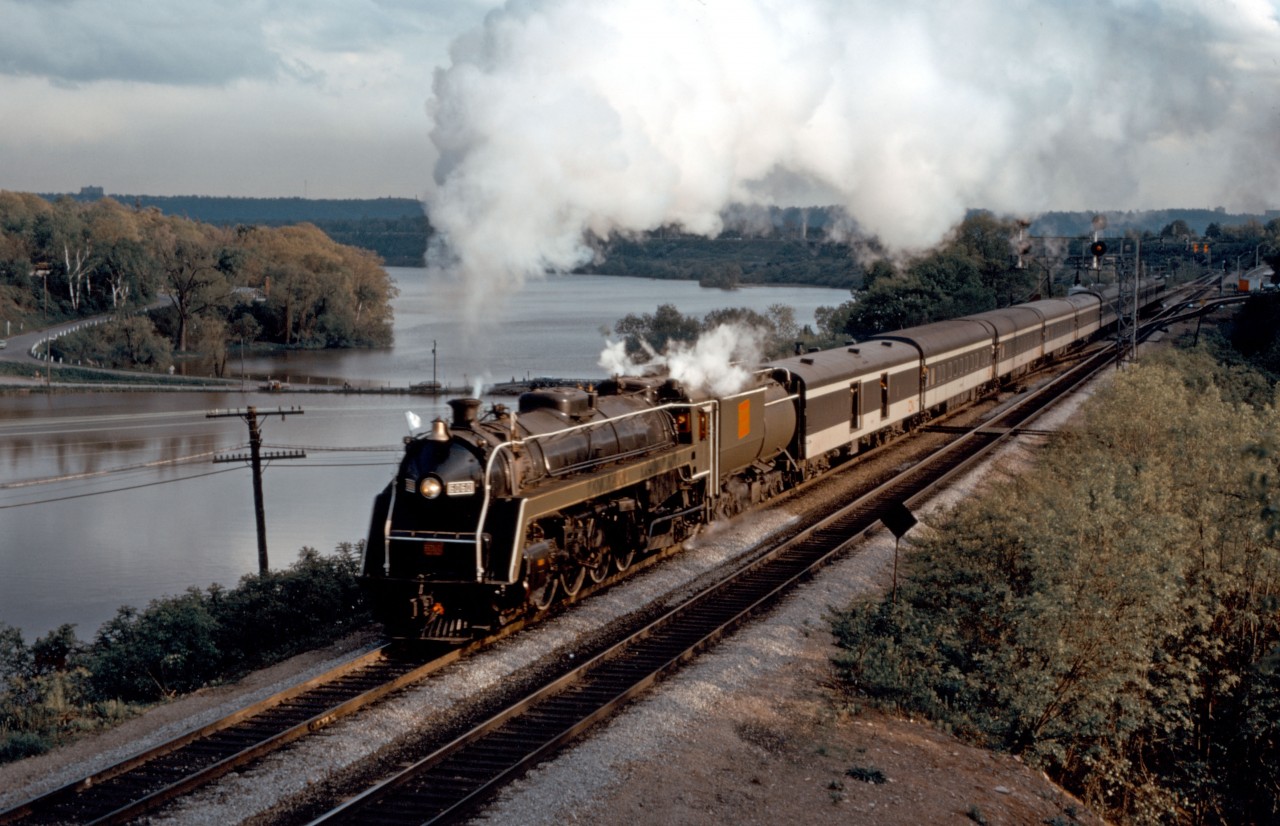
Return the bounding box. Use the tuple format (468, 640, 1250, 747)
(0, 294, 1191, 826)
(306, 324, 1158, 825)
(0, 643, 464, 826)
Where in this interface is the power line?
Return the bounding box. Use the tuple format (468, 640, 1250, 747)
(0, 466, 243, 509)
(269, 462, 396, 468)
(0, 448, 238, 489)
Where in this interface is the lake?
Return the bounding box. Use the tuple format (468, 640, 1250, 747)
(0, 269, 851, 641)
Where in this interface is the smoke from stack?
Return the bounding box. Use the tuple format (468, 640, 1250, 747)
(424, 0, 1280, 313)
(599, 322, 766, 397)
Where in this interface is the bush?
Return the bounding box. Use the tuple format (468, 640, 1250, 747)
(830, 353, 1280, 824)
(83, 545, 370, 703)
(0, 731, 51, 762)
(83, 590, 221, 702)
(210, 545, 370, 672)
(0, 542, 373, 765)
(50, 315, 174, 371)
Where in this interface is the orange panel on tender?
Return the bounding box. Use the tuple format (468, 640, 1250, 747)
(737, 399, 751, 440)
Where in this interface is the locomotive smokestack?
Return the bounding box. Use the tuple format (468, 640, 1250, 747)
(448, 397, 482, 429)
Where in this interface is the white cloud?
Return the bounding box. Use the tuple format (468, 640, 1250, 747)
(0, 0, 501, 196)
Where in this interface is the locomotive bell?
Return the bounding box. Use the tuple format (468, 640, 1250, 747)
(428, 417, 451, 442)
(448, 397, 482, 429)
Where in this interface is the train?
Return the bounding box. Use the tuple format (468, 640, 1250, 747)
(361, 279, 1166, 640)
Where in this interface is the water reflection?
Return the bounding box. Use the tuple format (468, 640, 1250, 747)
(0, 270, 852, 640)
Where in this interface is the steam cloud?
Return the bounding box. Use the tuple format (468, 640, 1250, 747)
(425, 0, 1280, 308)
(599, 323, 766, 396)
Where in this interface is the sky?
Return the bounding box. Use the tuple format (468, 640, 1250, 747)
(2, 0, 1279, 290)
(0, 0, 498, 200)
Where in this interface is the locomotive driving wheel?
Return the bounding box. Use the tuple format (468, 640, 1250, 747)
(530, 576, 558, 611)
(614, 545, 636, 572)
(560, 564, 586, 598)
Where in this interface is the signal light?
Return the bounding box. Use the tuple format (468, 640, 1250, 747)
(1090, 240, 1107, 257)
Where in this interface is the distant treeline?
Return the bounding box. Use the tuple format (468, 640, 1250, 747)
(42, 191, 1280, 283)
(584, 236, 861, 289)
(1028, 207, 1280, 237)
(45, 190, 430, 266)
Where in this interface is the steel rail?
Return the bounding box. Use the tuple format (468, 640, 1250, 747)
(0, 642, 474, 826)
(2, 284, 1193, 825)
(308, 326, 1143, 826)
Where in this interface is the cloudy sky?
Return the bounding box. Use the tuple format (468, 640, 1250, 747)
(0, 0, 498, 199)
(2, 0, 1279, 285)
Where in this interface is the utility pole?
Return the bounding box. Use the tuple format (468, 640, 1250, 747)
(1132, 237, 1141, 362)
(208, 406, 305, 574)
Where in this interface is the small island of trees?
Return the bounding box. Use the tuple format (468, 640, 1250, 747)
(0, 191, 397, 375)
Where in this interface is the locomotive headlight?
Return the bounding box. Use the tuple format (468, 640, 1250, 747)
(419, 475, 444, 499)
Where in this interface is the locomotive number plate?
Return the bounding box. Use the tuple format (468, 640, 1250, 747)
(446, 480, 476, 496)
(422, 541, 445, 556)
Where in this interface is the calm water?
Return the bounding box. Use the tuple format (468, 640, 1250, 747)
(0, 269, 850, 640)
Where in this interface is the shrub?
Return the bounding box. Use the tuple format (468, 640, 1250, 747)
(0, 543, 371, 764)
(845, 765, 887, 784)
(83, 590, 221, 702)
(831, 354, 1280, 823)
(0, 730, 51, 762)
(210, 545, 370, 672)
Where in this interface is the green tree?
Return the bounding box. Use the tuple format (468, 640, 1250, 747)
(113, 316, 173, 370)
(861, 259, 895, 291)
(238, 223, 394, 347)
(144, 215, 231, 352)
(613, 303, 701, 359)
(86, 199, 147, 310)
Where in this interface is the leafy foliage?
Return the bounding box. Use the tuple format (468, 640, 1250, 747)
(50, 316, 174, 371)
(0, 544, 371, 762)
(831, 350, 1280, 824)
(45, 192, 429, 266)
(611, 302, 802, 361)
(814, 213, 1038, 342)
(0, 191, 398, 367)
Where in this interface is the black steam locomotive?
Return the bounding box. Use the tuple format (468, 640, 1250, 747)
(362, 280, 1165, 639)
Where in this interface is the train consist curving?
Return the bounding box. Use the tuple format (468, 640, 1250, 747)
(362, 280, 1166, 639)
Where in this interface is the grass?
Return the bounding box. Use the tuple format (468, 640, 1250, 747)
(0, 360, 234, 388)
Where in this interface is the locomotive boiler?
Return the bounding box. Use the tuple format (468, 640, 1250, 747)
(362, 374, 796, 639)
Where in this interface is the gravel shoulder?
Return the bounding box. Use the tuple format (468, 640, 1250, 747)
(0, 353, 1133, 825)
(473, 374, 1111, 826)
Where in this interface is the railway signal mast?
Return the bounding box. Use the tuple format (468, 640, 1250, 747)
(208, 406, 306, 574)
(1092, 232, 1142, 366)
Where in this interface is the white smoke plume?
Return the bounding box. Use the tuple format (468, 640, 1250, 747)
(598, 323, 766, 396)
(426, 0, 1280, 309)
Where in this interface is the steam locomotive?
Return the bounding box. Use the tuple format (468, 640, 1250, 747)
(362, 280, 1165, 639)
